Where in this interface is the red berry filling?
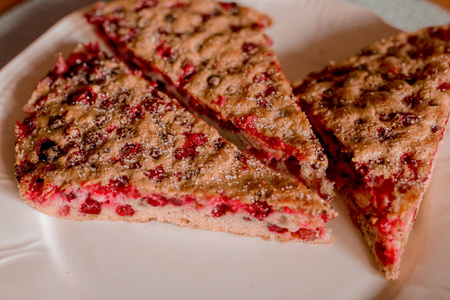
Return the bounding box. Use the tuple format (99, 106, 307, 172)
(144, 166, 168, 182)
(80, 199, 102, 215)
(267, 224, 289, 234)
(211, 203, 228, 217)
(245, 200, 271, 221)
(173, 132, 208, 160)
(15, 114, 36, 141)
(178, 62, 196, 87)
(116, 204, 135, 216)
(155, 40, 177, 61)
(15, 160, 36, 183)
(68, 87, 97, 106)
(136, 0, 158, 11)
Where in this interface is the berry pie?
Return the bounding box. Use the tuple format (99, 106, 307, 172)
(85, 0, 334, 200)
(15, 44, 336, 243)
(293, 24, 450, 278)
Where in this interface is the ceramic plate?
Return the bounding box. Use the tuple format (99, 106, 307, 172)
(0, 1, 449, 299)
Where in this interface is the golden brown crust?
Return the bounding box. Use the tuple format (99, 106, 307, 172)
(293, 24, 450, 278)
(85, 0, 334, 200)
(15, 44, 336, 243)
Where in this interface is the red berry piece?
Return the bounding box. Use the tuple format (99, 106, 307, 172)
(253, 73, 267, 83)
(58, 205, 71, 217)
(293, 228, 319, 241)
(400, 113, 419, 127)
(15, 114, 36, 141)
(49, 54, 69, 78)
(147, 194, 168, 207)
(15, 160, 36, 183)
(178, 62, 196, 87)
(173, 132, 208, 160)
(80, 199, 102, 215)
(155, 40, 178, 61)
(68, 87, 97, 106)
(83, 129, 107, 149)
(48, 114, 66, 130)
(123, 104, 144, 123)
(403, 95, 423, 108)
(29, 176, 45, 201)
(213, 138, 226, 151)
(109, 176, 130, 195)
(377, 127, 396, 141)
(375, 242, 396, 266)
(169, 1, 189, 9)
(212, 95, 226, 106)
(36, 138, 62, 163)
(219, 2, 240, 15)
(267, 224, 289, 234)
(116, 204, 135, 216)
(242, 43, 258, 55)
(120, 143, 142, 159)
(211, 203, 228, 217)
(438, 81, 450, 91)
(245, 200, 271, 221)
(144, 166, 168, 182)
(379, 112, 396, 122)
(429, 27, 450, 42)
(136, 0, 158, 11)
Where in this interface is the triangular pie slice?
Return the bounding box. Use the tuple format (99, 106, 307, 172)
(293, 24, 450, 277)
(15, 44, 336, 243)
(85, 0, 334, 201)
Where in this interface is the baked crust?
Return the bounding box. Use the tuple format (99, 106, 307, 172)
(15, 44, 336, 243)
(293, 24, 450, 278)
(85, 0, 334, 200)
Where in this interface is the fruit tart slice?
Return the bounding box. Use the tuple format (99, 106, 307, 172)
(15, 44, 336, 243)
(293, 24, 450, 277)
(85, 0, 334, 200)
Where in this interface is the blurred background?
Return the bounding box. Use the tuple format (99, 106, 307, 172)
(0, 0, 449, 69)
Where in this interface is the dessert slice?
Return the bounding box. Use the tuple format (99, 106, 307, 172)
(15, 44, 336, 243)
(293, 24, 450, 278)
(85, 0, 334, 200)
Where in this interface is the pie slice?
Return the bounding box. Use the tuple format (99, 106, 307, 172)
(15, 44, 336, 243)
(293, 24, 450, 278)
(85, 0, 334, 201)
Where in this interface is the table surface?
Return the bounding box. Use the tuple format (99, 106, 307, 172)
(8, 0, 450, 15)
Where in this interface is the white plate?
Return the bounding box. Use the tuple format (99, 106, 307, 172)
(0, 1, 449, 299)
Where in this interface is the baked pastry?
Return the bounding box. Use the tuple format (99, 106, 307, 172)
(85, 0, 334, 201)
(293, 24, 450, 278)
(15, 44, 336, 243)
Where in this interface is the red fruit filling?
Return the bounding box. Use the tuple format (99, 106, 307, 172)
(29, 176, 45, 200)
(211, 203, 228, 217)
(15, 114, 36, 141)
(155, 40, 177, 61)
(219, 2, 240, 15)
(178, 62, 196, 87)
(173, 132, 208, 160)
(36, 138, 62, 163)
(68, 87, 97, 106)
(242, 43, 258, 55)
(15, 160, 36, 183)
(245, 200, 271, 221)
(212, 95, 226, 107)
(375, 242, 398, 266)
(116, 204, 135, 216)
(80, 199, 102, 215)
(136, 0, 158, 11)
(144, 166, 168, 182)
(267, 224, 289, 234)
(120, 143, 142, 159)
